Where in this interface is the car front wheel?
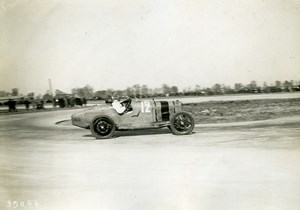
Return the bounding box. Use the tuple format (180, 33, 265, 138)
(170, 112, 194, 135)
(90, 116, 115, 139)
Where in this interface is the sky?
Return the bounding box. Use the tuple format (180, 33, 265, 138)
(0, 0, 299, 95)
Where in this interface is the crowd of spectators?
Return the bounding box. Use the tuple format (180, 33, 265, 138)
(7, 99, 17, 112)
(0, 96, 88, 112)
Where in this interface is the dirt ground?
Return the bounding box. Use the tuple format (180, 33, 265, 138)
(183, 98, 300, 124)
(1, 109, 300, 210)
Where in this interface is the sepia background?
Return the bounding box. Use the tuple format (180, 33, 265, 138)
(1, 1, 300, 210)
(0, 0, 299, 95)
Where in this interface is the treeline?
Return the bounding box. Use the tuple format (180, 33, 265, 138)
(69, 80, 300, 100)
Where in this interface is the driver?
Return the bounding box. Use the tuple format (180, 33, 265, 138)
(112, 93, 132, 114)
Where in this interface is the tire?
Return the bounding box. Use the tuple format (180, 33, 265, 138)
(90, 116, 116, 139)
(170, 112, 195, 135)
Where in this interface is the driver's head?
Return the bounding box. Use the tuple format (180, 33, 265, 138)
(112, 93, 120, 101)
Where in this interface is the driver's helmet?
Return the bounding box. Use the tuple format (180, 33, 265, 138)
(111, 93, 120, 101)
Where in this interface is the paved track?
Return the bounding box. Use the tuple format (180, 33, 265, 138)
(0, 109, 300, 210)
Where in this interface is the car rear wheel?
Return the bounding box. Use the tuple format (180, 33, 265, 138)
(170, 112, 194, 135)
(90, 116, 115, 139)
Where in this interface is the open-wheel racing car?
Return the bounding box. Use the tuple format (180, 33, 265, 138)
(71, 99, 195, 139)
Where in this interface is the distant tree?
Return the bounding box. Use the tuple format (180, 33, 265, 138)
(72, 85, 94, 98)
(171, 86, 179, 95)
(141, 85, 149, 97)
(125, 87, 134, 98)
(147, 88, 154, 96)
(162, 84, 171, 95)
(43, 92, 53, 102)
(248, 80, 258, 93)
(234, 83, 243, 93)
(105, 89, 114, 96)
(194, 85, 201, 95)
(205, 87, 214, 95)
(295, 81, 300, 91)
(283, 80, 293, 92)
(94, 90, 108, 99)
(132, 84, 141, 97)
(222, 85, 234, 94)
(262, 82, 270, 93)
(291, 80, 300, 91)
(153, 87, 162, 96)
(274, 80, 282, 92)
(211, 83, 222, 94)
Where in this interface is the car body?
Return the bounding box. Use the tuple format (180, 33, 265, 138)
(71, 99, 194, 139)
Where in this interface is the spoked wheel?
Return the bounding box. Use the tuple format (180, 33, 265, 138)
(170, 112, 195, 135)
(90, 116, 115, 139)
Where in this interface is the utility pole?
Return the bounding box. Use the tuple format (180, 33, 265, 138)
(48, 78, 56, 108)
(48, 79, 53, 96)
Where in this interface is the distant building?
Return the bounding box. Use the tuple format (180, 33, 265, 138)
(12, 88, 19, 96)
(0, 91, 7, 97)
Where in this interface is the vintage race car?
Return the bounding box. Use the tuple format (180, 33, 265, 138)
(71, 99, 194, 139)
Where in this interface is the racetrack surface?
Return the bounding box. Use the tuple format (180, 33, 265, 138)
(1, 109, 300, 210)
